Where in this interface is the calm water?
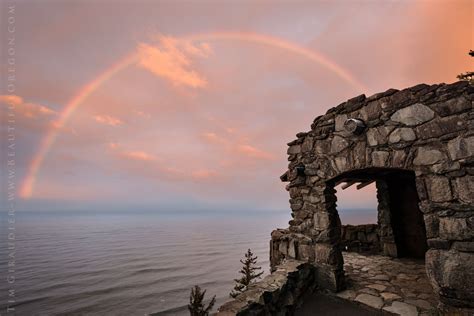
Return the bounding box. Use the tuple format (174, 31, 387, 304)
(0, 209, 375, 315)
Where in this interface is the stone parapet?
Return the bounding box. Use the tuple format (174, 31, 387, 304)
(340, 224, 381, 253)
(216, 260, 317, 316)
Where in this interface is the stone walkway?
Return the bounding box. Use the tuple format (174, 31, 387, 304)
(336, 252, 438, 316)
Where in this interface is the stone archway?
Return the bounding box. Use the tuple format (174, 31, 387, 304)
(329, 168, 428, 259)
(271, 81, 473, 312)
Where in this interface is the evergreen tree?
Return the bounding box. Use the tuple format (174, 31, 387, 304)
(229, 249, 264, 298)
(457, 50, 474, 83)
(188, 285, 216, 316)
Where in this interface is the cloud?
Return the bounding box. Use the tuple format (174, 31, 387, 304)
(108, 143, 156, 161)
(191, 169, 218, 180)
(107, 142, 220, 183)
(0, 95, 60, 136)
(0, 94, 57, 119)
(237, 144, 274, 160)
(93, 114, 123, 126)
(201, 130, 274, 161)
(202, 132, 227, 145)
(121, 150, 156, 161)
(134, 110, 151, 119)
(136, 36, 210, 88)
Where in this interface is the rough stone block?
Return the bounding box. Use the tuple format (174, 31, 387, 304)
(314, 244, 342, 267)
(388, 127, 416, 144)
(416, 115, 467, 139)
(371, 151, 389, 167)
(290, 199, 303, 211)
(454, 176, 474, 204)
(288, 240, 297, 258)
(298, 244, 312, 261)
(452, 241, 474, 253)
(352, 141, 367, 168)
(390, 103, 435, 126)
(366, 126, 393, 146)
(279, 241, 288, 256)
(439, 217, 474, 241)
(314, 141, 330, 155)
(363, 99, 383, 121)
(427, 238, 451, 249)
(426, 176, 452, 202)
(413, 148, 446, 165)
(424, 214, 439, 239)
(430, 96, 471, 117)
(301, 136, 314, 152)
(426, 249, 474, 307)
(334, 156, 348, 172)
(314, 212, 331, 230)
(335, 114, 348, 132)
(330, 136, 349, 153)
(288, 144, 302, 155)
(303, 194, 320, 204)
(447, 136, 474, 161)
(415, 178, 428, 201)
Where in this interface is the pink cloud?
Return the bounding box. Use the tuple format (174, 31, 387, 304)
(93, 114, 123, 126)
(201, 130, 274, 161)
(237, 144, 274, 160)
(136, 36, 210, 88)
(108, 144, 156, 161)
(191, 169, 218, 180)
(0, 94, 57, 118)
(202, 132, 227, 145)
(134, 110, 151, 119)
(0, 95, 62, 136)
(121, 150, 156, 161)
(106, 142, 221, 183)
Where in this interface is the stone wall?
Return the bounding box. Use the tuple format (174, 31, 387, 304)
(271, 81, 473, 311)
(216, 260, 317, 316)
(340, 224, 380, 253)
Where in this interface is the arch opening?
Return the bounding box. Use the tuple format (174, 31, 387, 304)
(323, 168, 437, 311)
(330, 168, 428, 259)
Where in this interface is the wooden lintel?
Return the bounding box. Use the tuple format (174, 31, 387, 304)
(341, 180, 357, 190)
(356, 179, 375, 190)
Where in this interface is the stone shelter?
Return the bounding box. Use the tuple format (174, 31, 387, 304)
(271, 81, 473, 312)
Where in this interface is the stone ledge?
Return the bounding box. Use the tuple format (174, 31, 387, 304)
(216, 260, 317, 316)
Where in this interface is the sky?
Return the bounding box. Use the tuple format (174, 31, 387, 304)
(0, 0, 472, 213)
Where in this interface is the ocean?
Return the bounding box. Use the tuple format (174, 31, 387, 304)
(0, 209, 375, 315)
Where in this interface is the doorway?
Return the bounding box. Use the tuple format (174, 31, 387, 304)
(384, 172, 428, 258)
(331, 168, 428, 259)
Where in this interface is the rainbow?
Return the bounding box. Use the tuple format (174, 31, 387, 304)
(19, 31, 369, 199)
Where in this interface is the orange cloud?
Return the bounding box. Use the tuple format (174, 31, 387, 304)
(0, 94, 57, 118)
(191, 169, 218, 180)
(237, 144, 274, 160)
(108, 142, 156, 161)
(108, 142, 119, 150)
(106, 142, 221, 182)
(202, 132, 227, 145)
(122, 151, 156, 161)
(134, 110, 151, 119)
(94, 114, 123, 126)
(137, 36, 209, 88)
(202, 130, 274, 161)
